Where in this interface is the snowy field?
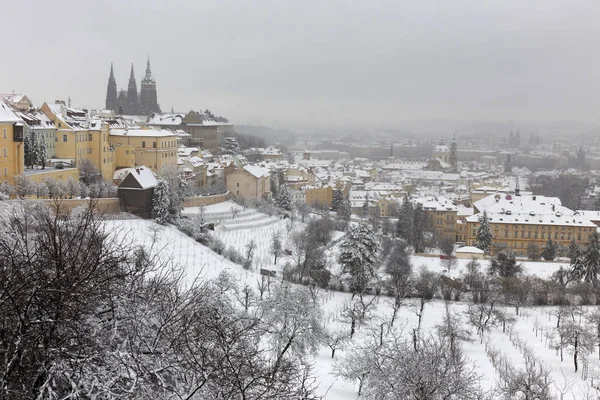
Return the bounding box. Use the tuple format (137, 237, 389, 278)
(105, 217, 595, 399)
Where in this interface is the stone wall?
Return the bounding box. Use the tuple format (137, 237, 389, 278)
(31, 198, 121, 215)
(183, 192, 231, 207)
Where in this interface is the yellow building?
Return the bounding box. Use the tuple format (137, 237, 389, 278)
(41, 102, 115, 180)
(0, 100, 25, 184)
(305, 185, 333, 208)
(417, 197, 458, 242)
(466, 193, 596, 256)
(109, 128, 178, 173)
(226, 164, 271, 200)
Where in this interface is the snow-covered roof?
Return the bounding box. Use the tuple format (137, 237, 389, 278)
(456, 246, 484, 254)
(110, 128, 177, 137)
(415, 196, 457, 212)
(117, 166, 158, 189)
(0, 100, 22, 123)
(243, 164, 270, 178)
(147, 113, 184, 126)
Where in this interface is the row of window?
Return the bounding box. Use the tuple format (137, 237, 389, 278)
(141, 140, 177, 148)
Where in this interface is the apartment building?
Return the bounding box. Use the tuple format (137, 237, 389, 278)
(0, 100, 24, 183)
(109, 128, 178, 173)
(465, 193, 596, 256)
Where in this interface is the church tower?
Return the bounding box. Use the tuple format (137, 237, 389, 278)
(140, 56, 161, 114)
(126, 64, 139, 110)
(449, 132, 458, 172)
(105, 63, 117, 111)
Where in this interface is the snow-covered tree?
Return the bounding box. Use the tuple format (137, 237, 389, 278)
(331, 188, 343, 212)
(24, 131, 35, 168)
(361, 193, 370, 217)
(152, 179, 171, 225)
(336, 325, 484, 399)
(338, 194, 351, 221)
(568, 238, 580, 263)
(541, 238, 556, 261)
(276, 185, 292, 211)
(570, 231, 600, 284)
(475, 210, 493, 254)
(338, 224, 379, 294)
(38, 134, 48, 170)
(395, 194, 414, 243)
(220, 136, 240, 155)
(271, 232, 282, 264)
(489, 250, 522, 278)
(412, 203, 427, 253)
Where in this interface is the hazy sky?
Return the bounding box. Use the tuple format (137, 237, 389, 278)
(2, 0, 599, 130)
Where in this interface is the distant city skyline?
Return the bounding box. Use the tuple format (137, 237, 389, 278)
(1, 0, 599, 131)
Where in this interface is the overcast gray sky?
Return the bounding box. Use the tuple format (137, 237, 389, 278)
(2, 0, 599, 130)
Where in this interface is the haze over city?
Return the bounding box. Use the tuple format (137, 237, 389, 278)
(2, 0, 600, 131)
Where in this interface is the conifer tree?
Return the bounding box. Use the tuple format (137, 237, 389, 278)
(568, 238, 581, 263)
(339, 194, 351, 221)
(152, 180, 171, 225)
(338, 224, 379, 294)
(361, 193, 370, 217)
(570, 231, 600, 284)
(396, 194, 414, 243)
(39, 134, 48, 170)
(24, 132, 33, 168)
(276, 185, 292, 211)
(475, 210, 493, 254)
(541, 238, 556, 261)
(331, 189, 342, 212)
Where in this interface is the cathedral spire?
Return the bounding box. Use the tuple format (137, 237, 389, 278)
(106, 63, 117, 111)
(129, 63, 136, 81)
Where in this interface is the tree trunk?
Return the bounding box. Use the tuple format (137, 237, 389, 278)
(350, 317, 356, 339)
(574, 334, 579, 372)
(331, 348, 336, 359)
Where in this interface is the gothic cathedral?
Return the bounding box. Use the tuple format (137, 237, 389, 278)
(105, 58, 161, 115)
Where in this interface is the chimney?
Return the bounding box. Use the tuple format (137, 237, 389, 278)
(136, 168, 140, 175)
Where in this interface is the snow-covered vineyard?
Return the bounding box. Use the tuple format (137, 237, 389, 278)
(100, 201, 600, 399)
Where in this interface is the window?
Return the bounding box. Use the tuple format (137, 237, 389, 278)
(3, 168, 6, 176)
(63, 134, 68, 142)
(153, 142, 157, 148)
(237, 183, 240, 187)
(2, 149, 5, 157)
(142, 141, 146, 148)
(58, 123, 61, 128)
(2, 128, 5, 138)
(88, 134, 92, 141)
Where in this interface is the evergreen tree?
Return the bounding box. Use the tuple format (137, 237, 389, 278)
(541, 238, 556, 261)
(32, 134, 40, 168)
(594, 195, 600, 212)
(570, 231, 600, 284)
(395, 194, 414, 243)
(412, 203, 427, 254)
(489, 250, 522, 278)
(276, 185, 292, 211)
(38, 134, 48, 170)
(338, 224, 379, 294)
(475, 210, 493, 254)
(339, 194, 351, 221)
(24, 132, 33, 168)
(152, 180, 171, 225)
(568, 238, 581, 263)
(331, 189, 342, 212)
(361, 193, 370, 217)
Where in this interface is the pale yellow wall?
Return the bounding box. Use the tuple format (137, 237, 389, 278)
(114, 144, 136, 168)
(0, 123, 24, 184)
(305, 186, 332, 207)
(28, 168, 79, 183)
(226, 169, 270, 200)
(466, 221, 595, 256)
(109, 134, 178, 173)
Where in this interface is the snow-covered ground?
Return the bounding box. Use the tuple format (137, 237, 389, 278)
(105, 216, 594, 399)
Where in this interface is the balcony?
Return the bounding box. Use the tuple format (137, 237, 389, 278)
(13, 123, 24, 142)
